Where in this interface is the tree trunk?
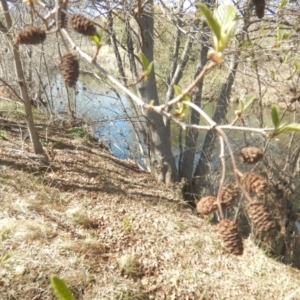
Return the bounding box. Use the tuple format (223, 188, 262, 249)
(1, 0, 45, 155)
(133, 1, 178, 184)
(180, 21, 210, 181)
(189, 0, 252, 197)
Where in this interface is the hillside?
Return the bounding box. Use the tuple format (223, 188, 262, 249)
(0, 115, 300, 300)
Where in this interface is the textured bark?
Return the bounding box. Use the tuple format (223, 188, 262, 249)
(191, 0, 252, 196)
(180, 22, 210, 181)
(1, 0, 45, 155)
(193, 55, 238, 194)
(133, 1, 178, 184)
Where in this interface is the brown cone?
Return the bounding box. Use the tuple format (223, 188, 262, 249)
(59, 1, 68, 29)
(247, 201, 276, 232)
(14, 27, 46, 45)
(241, 172, 271, 194)
(61, 53, 79, 88)
(239, 147, 263, 164)
(69, 14, 96, 36)
(253, 0, 265, 19)
(196, 196, 217, 215)
(218, 219, 244, 255)
(220, 184, 238, 207)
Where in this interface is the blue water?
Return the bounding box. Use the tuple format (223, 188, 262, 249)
(51, 75, 138, 160)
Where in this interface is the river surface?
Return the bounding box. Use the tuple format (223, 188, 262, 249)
(52, 75, 136, 160)
(51, 74, 299, 173)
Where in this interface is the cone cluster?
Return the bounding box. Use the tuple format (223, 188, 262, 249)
(247, 201, 276, 232)
(61, 53, 79, 87)
(218, 219, 244, 255)
(196, 196, 217, 215)
(14, 27, 46, 45)
(241, 172, 270, 194)
(253, 0, 265, 19)
(239, 147, 263, 164)
(220, 184, 238, 207)
(69, 14, 96, 36)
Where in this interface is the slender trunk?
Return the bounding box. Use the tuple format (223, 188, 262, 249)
(180, 21, 210, 181)
(190, 0, 252, 197)
(106, 1, 149, 169)
(193, 55, 238, 194)
(133, 0, 178, 184)
(1, 0, 44, 154)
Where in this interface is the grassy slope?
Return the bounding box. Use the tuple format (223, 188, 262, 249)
(0, 115, 300, 300)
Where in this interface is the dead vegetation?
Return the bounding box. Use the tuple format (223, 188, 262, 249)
(0, 114, 300, 300)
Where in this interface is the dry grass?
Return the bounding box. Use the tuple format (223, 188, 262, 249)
(0, 115, 300, 300)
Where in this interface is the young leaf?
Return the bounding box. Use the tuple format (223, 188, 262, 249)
(271, 105, 281, 128)
(88, 31, 102, 46)
(173, 84, 183, 96)
(294, 62, 300, 70)
(242, 94, 255, 112)
(173, 85, 190, 101)
(174, 102, 189, 120)
(51, 276, 74, 300)
(139, 52, 149, 71)
(143, 61, 154, 77)
(196, 3, 221, 42)
(276, 123, 300, 134)
(214, 5, 236, 50)
(196, 4, 236, 52)
(278, 0, 289, 11)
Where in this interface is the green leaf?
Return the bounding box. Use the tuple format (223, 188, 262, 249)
(196, 4, 236, 52)
(139, 52, 149, 71)
(238, 94, 255, 113)
(173, 84, 183, 96)
(276, 123, 300, 134)
(215, 5, 236, 38)
(278, 0, 289, 11)
(214, 5, 236, 51)
(294, 62, 300, 70)
(143, 61, 154, 77)
(173, 85, 190, 101)
(88, 31, 102, 46)
(282, 32, 290, 40)
(51, 276, 74, 300)
(271, 105, 281, 128)
(196, 3, 221, 41)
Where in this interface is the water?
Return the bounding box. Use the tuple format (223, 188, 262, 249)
(51, 75, 139, 160)
(51, 74, 298, 173)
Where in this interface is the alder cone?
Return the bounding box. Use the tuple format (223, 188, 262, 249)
(253, 0, 265, 19)
(196, 196, 217, 215)
(14, 27, 46, 45)
(59, 2, 68, 29)
(239, 147, 263, 164)
(69, 14, 96, 36)
(218, 219, 244, 255)
(241, 172, 271, 194)
(247, 201, 276, 232)
(61, 53, 79, 88)
(220, 184, 238, 207)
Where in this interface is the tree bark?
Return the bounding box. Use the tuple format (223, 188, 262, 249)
(193, 55, 238, 194)
(1, 0, 45, 155)
(133, 1, 178, 184)
(180, 22, 210, 181)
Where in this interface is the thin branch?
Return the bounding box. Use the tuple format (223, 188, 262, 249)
(158, 61, 217, 112)
(216, 135, 225, 220)
(0, 77, 24, 103)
